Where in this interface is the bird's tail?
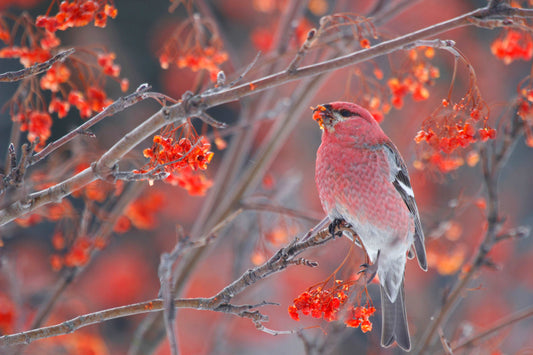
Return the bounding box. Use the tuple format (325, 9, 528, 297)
(380, 279, 410, 351)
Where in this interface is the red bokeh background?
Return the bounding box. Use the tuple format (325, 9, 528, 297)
(1, 0, 533, 354)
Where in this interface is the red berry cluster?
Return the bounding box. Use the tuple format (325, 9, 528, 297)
(491, 29, 533, 65)
(165, 166, 214, 196)
(0, 46, 52, 67)
(36, 0, 118, 32)
(388, 47, 439, 109)
(288, 286, 348, 322)
(158, 16, 228, 83)
(13, 110, 53, 145)
(137, 125, 215, 196)
(97, 52, 121, 77)
(348, 47, 438, 124)
(121, 191, 165, 230)
(345, 305, 376, 332)
(50, 234, 107, 271)
(0, 9, 126, 149)
(517, 80, 533, 147)
(160, 45, 228, 83)
(142, 134, 214, 173)
(67, 87, 113, 118)
(414, 86, 496, 173)
(288, 280, 376, 332)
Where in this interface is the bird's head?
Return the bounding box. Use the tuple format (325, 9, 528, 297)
(312, 101, 376, 133)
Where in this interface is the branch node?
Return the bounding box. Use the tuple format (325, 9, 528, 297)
(290, 258, 319, 267)
(216, 71, 226, 86)
(91, 162, 118, 182)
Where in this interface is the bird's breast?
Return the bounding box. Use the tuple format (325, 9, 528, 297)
(315, 138, 412, 238)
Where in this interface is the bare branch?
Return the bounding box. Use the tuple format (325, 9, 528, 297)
(159, 252, 179, 355)
(0, 297, 268, 347)
(227, 51, 261, 88)
(452, 305, 533, 351)
(0, 48, 74, 82)
(29, 84, 157, 166)
(416, 111, 527, 353)
(0, 224, 335, 347)
(2, 3, 532, 227)
(287, 29, 317, 73)
(241, 201, 322, 223)
(1, 140, 39, 195)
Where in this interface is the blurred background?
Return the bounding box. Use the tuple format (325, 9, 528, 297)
(0, 0, 532, 354)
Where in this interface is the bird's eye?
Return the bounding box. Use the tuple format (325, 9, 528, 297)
(338, 109, 352, 117)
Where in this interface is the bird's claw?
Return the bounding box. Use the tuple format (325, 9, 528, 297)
(358, 250, 380, 284)
(328, 218, 346, 238)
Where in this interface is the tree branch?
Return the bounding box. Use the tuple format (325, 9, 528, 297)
(453, 304, 533, 351)
(0, 48, 74, 82)
(0, 225, 333, 347)
(416, 111, 526, 353)
(1, 3, 530, 227)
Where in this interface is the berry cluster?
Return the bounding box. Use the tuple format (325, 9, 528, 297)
(142, 134, 214, 173)
(36, 0, 118, 32)
(0, 9, 125, 149)
(288, 283, 349, 322)
(345, 305, 376, 332)
(388, 48, 440, 109)
(50, 235, 106, 270)
(13, 111, 53, 145)
(288, 280, 376, 333)
(137, 125, 215, 196)
(0, 46, 53, 67)
(158, 15, 228, 83)
(414, 84, 496, 173)
(491, 29, 533, 65)
(347, 47, 438, 123)
(517, 79, 533, 147)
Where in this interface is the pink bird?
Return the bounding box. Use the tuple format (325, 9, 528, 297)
(313, 101, 427, 351)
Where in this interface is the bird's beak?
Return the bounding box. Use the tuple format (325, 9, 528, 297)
(312, 104, 333, 130)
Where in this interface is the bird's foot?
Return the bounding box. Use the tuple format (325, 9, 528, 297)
(358, 250, 380, 284)
(328, 218, 347, 238)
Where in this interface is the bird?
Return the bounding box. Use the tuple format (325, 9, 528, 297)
(313, 101, 427, 351)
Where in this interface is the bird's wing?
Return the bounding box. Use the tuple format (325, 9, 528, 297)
(383, 142, 427, 271)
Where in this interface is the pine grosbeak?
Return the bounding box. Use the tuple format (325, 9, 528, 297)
(313, 102, 427, 351)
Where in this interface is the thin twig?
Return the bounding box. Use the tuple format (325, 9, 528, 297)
(227, 51, 262, 88)
(1, 140, 38, 195)
(452, 305, 533, 351)
(416, 112, 526, 353)
(241, 201, 322, 222)
(287, 29, 317, 73)
(0, 48, 74, 82)
(29, 84, 157, 166)
(1, 3, 531, 227)
(0, 297, 270, 347)
(0, 226, 334, 348)
(27, 181, 145, 332)
(439, 328, 454, 355)
(159, 252, 179, 355)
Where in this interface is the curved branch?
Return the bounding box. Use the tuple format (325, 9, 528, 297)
(416, 111, 526, 353)
(0, 48, 74, 83)
(0, 225, 333, 347)
(452, 305, 533, 352)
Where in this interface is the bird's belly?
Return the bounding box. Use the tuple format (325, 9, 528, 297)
(316, 146, 413, 262)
